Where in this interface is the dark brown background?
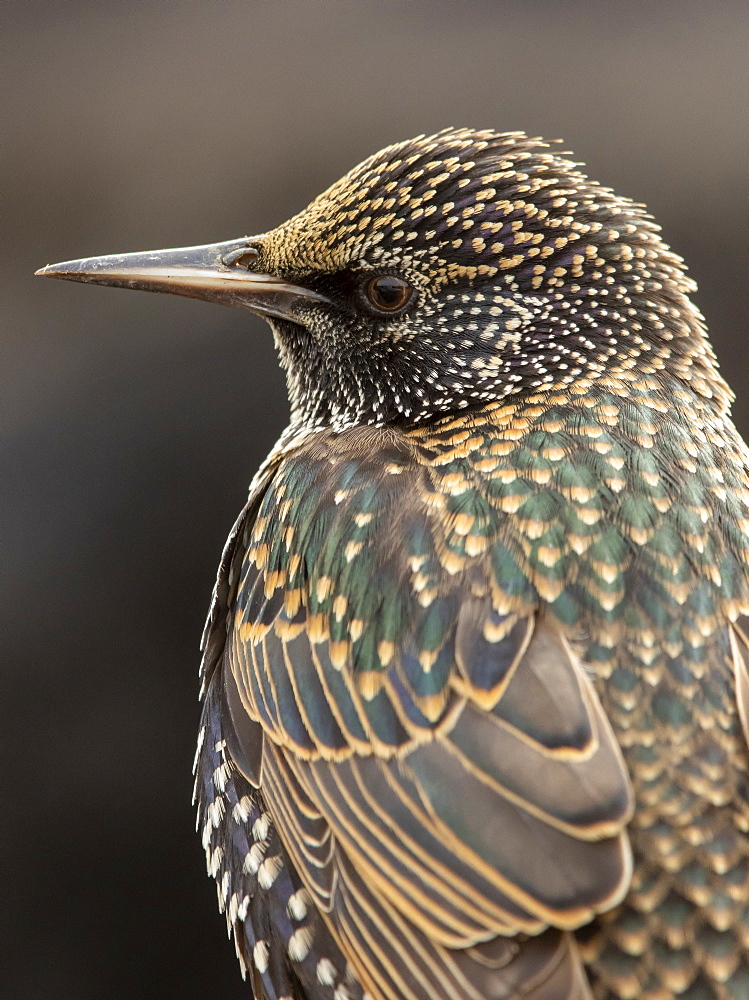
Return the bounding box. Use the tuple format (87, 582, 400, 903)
(4, 2, 747, 998)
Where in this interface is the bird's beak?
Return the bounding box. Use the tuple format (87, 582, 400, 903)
(35, 238, 328, 323)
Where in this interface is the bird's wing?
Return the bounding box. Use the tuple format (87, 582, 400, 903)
(231, 613, 634, 944)
(212, 431, 635, 999)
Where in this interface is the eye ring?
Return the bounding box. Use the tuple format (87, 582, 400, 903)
(362, 274, 415, 315)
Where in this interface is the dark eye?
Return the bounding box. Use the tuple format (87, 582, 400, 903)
(362, 274, 415, 314)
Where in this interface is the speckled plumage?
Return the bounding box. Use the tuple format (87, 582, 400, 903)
(43, 129, 749, 1000)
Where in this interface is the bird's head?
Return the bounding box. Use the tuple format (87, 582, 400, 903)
(37, 128, 722, 431)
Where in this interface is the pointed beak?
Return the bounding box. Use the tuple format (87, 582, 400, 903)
(35, 237, 328, 323)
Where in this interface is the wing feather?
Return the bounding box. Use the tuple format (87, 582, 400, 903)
(260, 733, 594, 1000)
(217, 433, 637, 998)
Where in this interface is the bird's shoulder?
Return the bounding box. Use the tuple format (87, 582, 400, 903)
(202, 388, 749, 720)
(234, 389, 749, 634)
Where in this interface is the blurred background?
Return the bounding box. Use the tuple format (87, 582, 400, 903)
(4, 2, 748, 997)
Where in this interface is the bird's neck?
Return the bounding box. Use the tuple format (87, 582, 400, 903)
(275, 302, 733, 436)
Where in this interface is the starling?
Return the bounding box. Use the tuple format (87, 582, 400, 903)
(38, 129, 749, 1000)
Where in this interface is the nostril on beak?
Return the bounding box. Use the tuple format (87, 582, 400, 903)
(222, 245, 262, 269)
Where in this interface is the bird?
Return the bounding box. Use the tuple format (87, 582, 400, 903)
(37, 128, 749, 1000)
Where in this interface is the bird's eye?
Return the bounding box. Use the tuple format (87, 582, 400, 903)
(362, 274, 415, 314)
